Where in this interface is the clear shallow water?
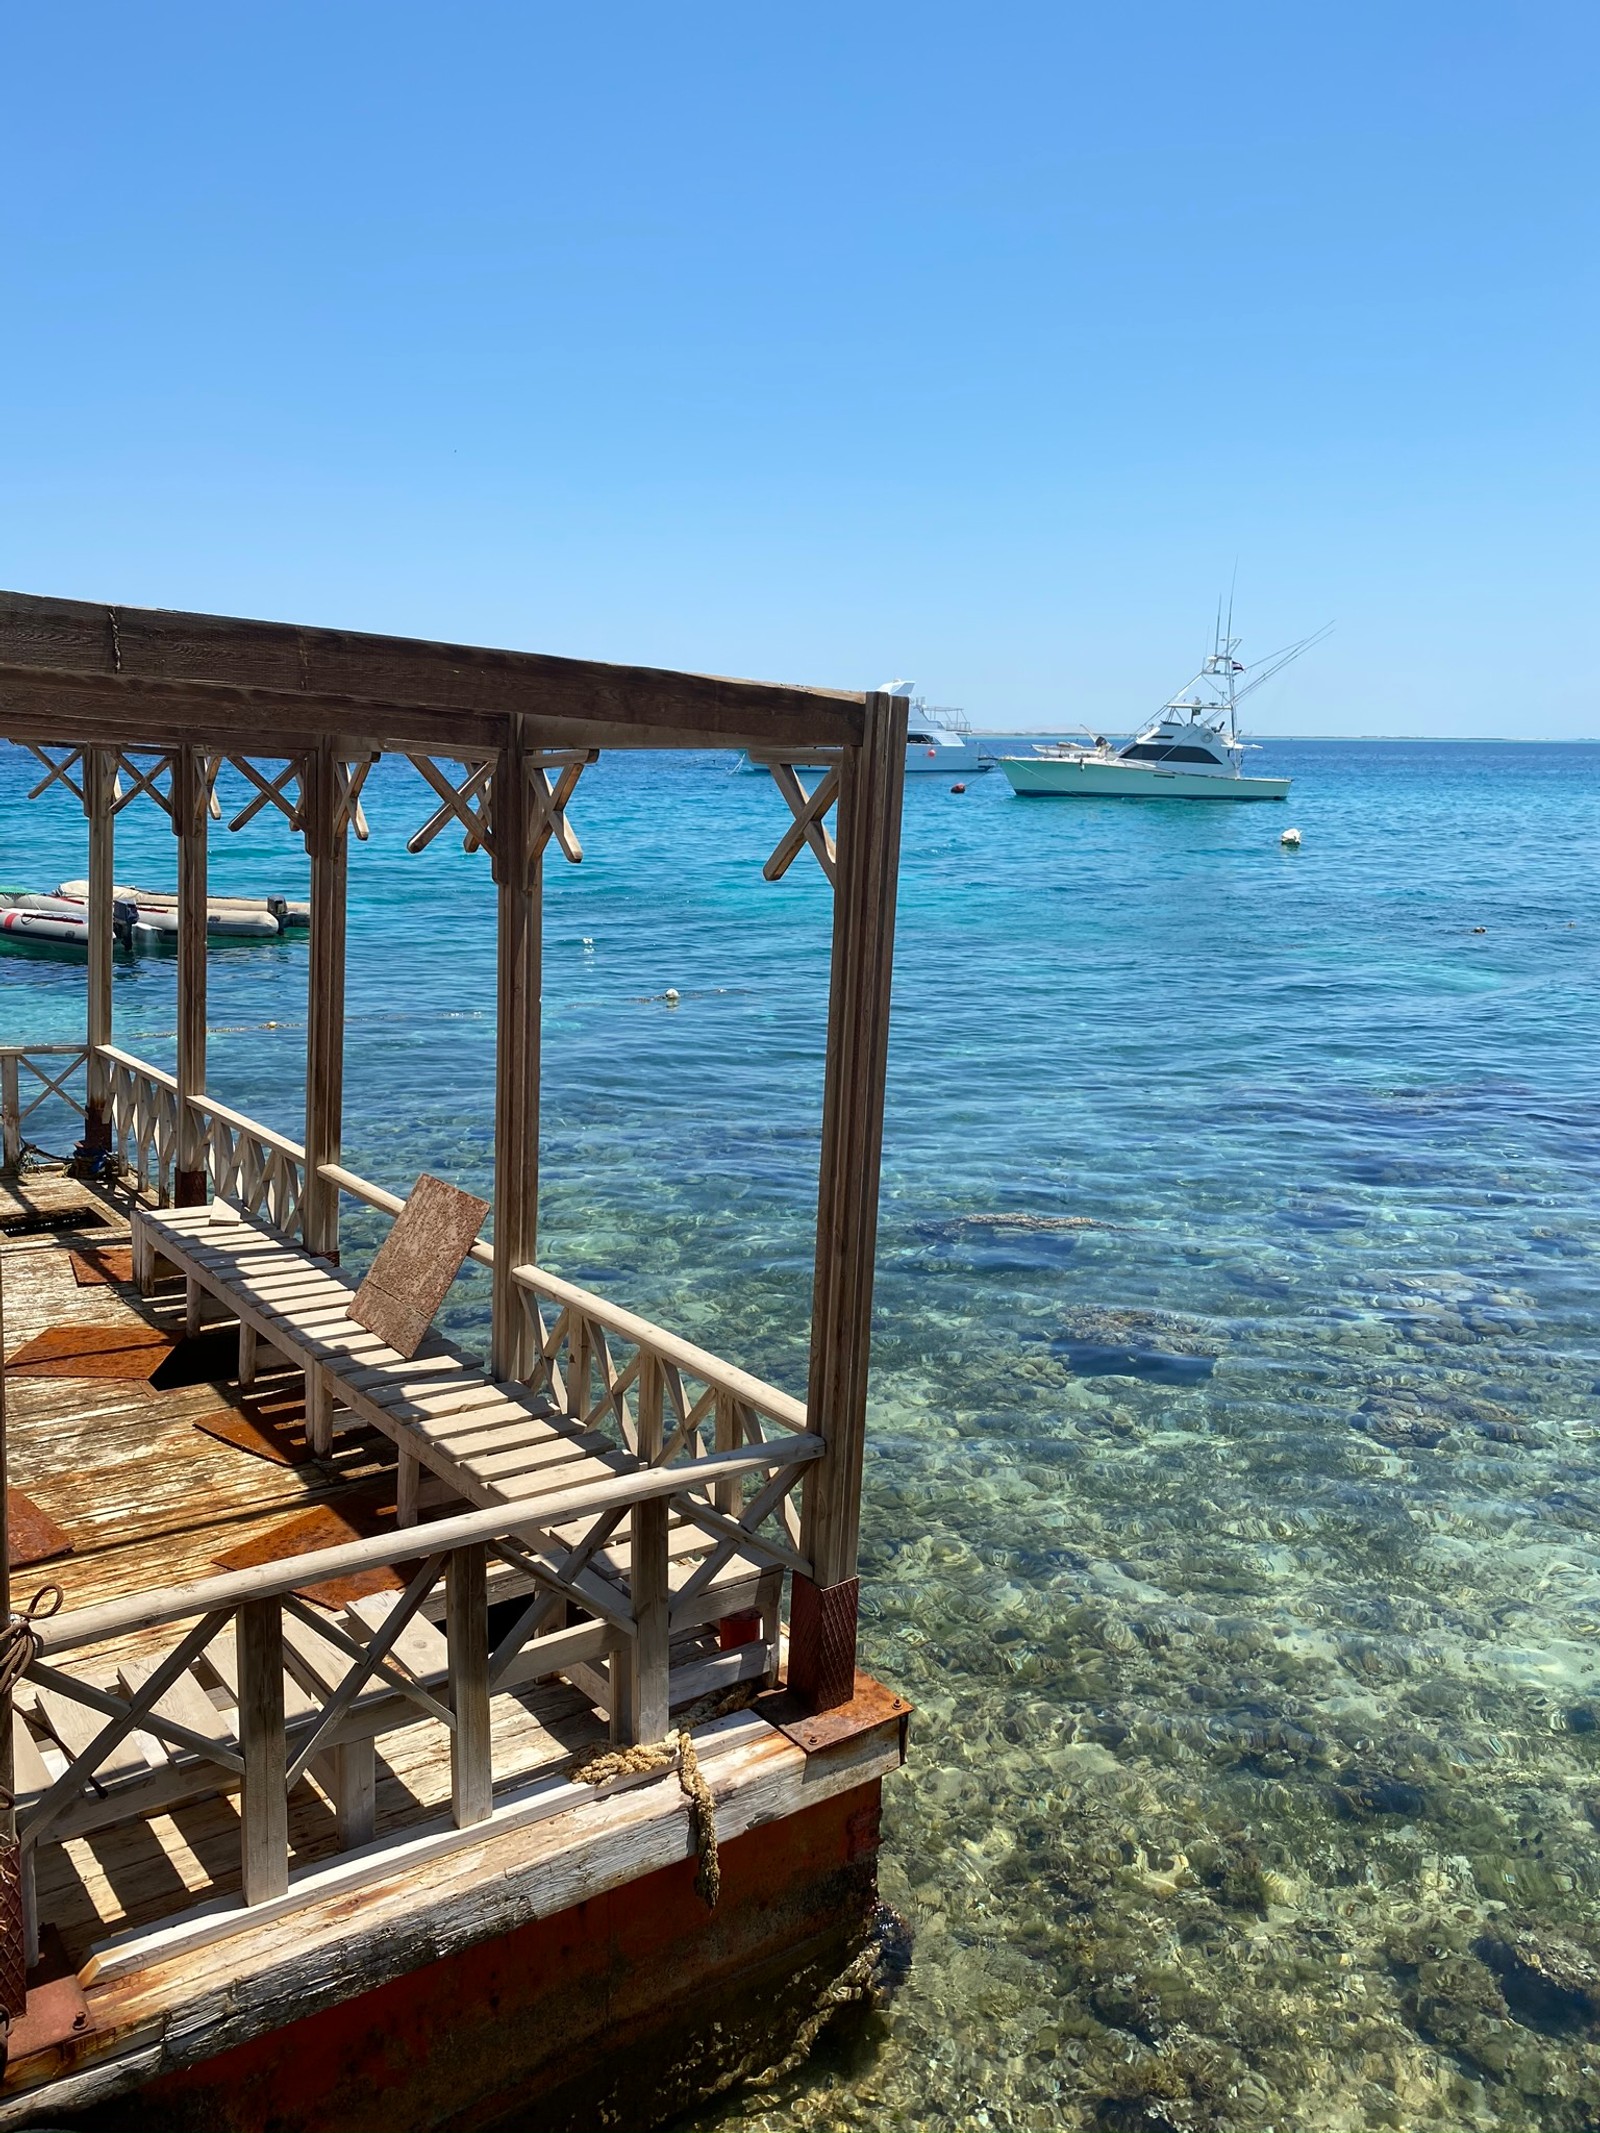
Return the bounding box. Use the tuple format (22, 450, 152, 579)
(5, 738, 1600, 2130)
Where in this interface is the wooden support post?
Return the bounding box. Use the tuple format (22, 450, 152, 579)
(173, 748, 209, 1208)
(792, 691, 906, 1711)
(396, 1446, 420, 1529)
(448, 1544, 492, 1827)
(0, 1249, 25, 2006)
(83, 748, 115, 1152)
(237, 1598, 289, 1904)
(1, 1057, 19, 1177)
(713, 1391, 740, 1514)
(628, 1354, 670, 1743)
(306, 1365, 333, 1458)
(303, 743, 347, 1264)
(238, 1320, 258, 1389)
(713, 1390, 749, 1648)
(491, 718, 540, 1383)
(331, 1742, 376, 1848)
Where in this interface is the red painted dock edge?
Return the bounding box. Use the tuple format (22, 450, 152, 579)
(72, 1781, 888, 2133)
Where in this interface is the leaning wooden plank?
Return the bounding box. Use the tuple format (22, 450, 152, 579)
(346, 1174, 489, 1358)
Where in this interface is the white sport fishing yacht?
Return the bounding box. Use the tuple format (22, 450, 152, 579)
(999, 615, 1329, 802)
(883, 683, 992, 776)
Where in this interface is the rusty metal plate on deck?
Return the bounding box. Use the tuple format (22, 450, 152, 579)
(7, 1489, 73, 1568)
(346, 1172, 489, 1359)
(68, 1244, 134, 1287)
(213, 1488, 413, 1607)
(755, 1672, 912, 1758)
(4, 1321, 176, 1380)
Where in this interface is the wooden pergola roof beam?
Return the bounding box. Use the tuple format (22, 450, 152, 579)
(0, 592, 866, 753)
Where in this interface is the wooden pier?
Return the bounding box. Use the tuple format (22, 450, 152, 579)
(0, 593, 909, 2130)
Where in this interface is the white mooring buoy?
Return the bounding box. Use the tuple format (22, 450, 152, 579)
(1280, 827, 1302, 847)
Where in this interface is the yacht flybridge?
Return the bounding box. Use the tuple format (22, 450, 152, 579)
(999, 615, 1330, 802)
(736, 679, 991, 778)
(883, 682, 993, 776)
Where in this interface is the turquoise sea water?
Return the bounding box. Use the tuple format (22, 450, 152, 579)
(5, 738, 1600, 2130)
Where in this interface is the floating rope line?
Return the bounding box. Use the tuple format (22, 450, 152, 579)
(573, 1724, 722, 1911)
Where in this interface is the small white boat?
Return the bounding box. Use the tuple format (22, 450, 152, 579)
(998, 615, 1329, 803)
(735, 681, 992, 780)
(0, 894, 135, 953)
(57, 881, 307, 931)
(126, 904, 281, 945)
(1, 898, 91, 951)
(0, 886, 281, 957)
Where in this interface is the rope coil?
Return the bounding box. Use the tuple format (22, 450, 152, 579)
(0, 1587, 62, 1821)
(0, 1586, 61, 1705)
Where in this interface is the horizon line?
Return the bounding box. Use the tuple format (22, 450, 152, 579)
(966, 728, 1600, 744)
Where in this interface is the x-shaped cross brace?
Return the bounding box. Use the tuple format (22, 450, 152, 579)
(523, 750, 597, 870)
(226, 755, 307, 834)
(23, 747, 85, 807)
(406, 756, 497, 858)
(18, 1051, 87, 1123)
(332, 755, 375, 842)
(110, 752, 222, 824)
(759, 757, 841, 886)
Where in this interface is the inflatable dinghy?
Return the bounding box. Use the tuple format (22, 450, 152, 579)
(0, 894, 137, 953)
(58, 882, 308, 931)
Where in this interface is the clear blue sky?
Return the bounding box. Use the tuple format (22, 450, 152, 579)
(3, 3, 1595, 736)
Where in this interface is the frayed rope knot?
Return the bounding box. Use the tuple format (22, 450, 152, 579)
(572, 1727, 721, 1911)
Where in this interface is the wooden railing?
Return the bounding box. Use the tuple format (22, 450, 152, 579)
(320, 1162, 814, 1610)
(191, 1088, 305, 1238)
(0, 1043, 89, 1171)
(19, 1444, 816, 1927)
(100, 1042, 178, 1199)
(99, 1045, 305, 1234)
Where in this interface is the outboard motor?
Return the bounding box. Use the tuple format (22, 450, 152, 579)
(112, 896, 138, 950)
(266, 896, 289, 935)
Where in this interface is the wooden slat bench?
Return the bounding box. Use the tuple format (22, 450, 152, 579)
(132, 1199, 779, 1658)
